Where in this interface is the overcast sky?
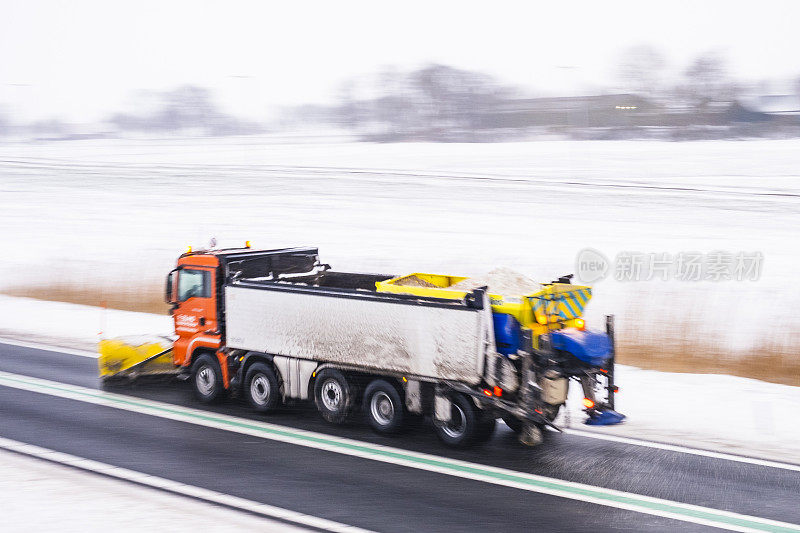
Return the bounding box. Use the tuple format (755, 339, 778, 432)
(2, 0, 799, 122)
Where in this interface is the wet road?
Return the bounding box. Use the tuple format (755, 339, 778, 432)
(0, 342, 798, 532)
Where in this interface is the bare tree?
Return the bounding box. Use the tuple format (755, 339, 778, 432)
(335, 79, 361, 128)
(617, 44, 667, 98)
(156, 85, 219, 132)
(345, 63, 510, 140)
(108, 85, 261, 136)
(679, 53, 736, 110)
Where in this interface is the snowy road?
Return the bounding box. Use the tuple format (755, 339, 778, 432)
(0, 341, 798, 532)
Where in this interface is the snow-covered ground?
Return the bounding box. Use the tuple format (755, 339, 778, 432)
(0, 447, 307, 532)
(1, 136, 799, 459)
(1, 136, 798, 356)
(1, 294, 798, 465)
(0, 295, 170, 352)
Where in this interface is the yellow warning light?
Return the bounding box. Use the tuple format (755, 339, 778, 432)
(536, 314, 548, 325)
(402, 376, 408, 382)
(186, 246, 192, 253)
(245, 240, 251, 248)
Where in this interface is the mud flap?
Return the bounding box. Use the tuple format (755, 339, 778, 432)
(434, 394, 452, 422)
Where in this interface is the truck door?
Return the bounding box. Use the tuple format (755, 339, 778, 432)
(173, 267, 218, 341)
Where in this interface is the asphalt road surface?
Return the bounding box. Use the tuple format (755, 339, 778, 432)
(0, 341, 798, 532)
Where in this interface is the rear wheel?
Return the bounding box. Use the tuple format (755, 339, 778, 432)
(502, 415, 523, 433)
(364, 380, 405, 434)
(191, 353, 224, 403)
(244, 362, 280, 413)
(543, 404, 561, 422)
(314, 369, 353, 424)
(475, 416, 497, 443)
(433, 393, 480, 448)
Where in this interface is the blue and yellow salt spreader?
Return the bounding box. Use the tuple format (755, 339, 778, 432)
(376, 272, 625, 426)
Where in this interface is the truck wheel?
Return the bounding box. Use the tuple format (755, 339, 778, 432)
(314, 369, 353, 424)
(244, 362, 280, 413)
(433, 393, 479, 448)
(502, 415, 522, 433)
(475, 416, 497, 443)
(192, 353, 224, 403)
(543, 404, 561, 422)
(364, 380, 405, 434)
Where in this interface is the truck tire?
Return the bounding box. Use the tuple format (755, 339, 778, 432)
(433, 393, 480, 448)
(244, 362, 280, 413)
(475, 416, 497, 443)
(314, 369, 353, 424)
(543, 404, 561, 422)
(191, 353, 224, 403)
(502, 415, 522, 433)
(364, 379, 405, 435)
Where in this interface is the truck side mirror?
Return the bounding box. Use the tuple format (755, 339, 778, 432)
(165, 269, 178, 305)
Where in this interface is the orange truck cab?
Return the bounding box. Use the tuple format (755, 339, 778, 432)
(166, 251, 224, 383)
(165, 246, 321, 391)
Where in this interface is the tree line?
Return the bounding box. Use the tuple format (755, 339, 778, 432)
(2, 46, 799, 141)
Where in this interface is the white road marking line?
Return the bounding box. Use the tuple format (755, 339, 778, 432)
(3, 338, 798, 474)
(0, 337, 98, 358)
(0, 370, 798, 533)
(563, 428, 800, 473)
(0, 435, 371, 533)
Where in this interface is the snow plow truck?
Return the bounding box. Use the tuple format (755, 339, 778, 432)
(99, 245, 624, 447)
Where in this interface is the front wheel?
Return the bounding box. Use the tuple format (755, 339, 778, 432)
(191, 353, 224, 403)
(433, 393, 480, 448)
(244, 362, 280, 413)
(364, 380, 405, 434)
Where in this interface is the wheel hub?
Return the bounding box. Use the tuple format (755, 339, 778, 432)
(250, 374, 271, 405)
(370, 391, 394, 426)
(196, 366, 215, 396)
(440, 404, 466, 439)
(321, 379, 342, 411)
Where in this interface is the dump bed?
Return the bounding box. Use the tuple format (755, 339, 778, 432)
(223, 280, 495, 384)
(375, 272, 592, 330)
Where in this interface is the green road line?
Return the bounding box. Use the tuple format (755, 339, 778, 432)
(0, 371, 798, 533)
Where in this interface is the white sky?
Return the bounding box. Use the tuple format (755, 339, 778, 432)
(2, 0, 799, 122)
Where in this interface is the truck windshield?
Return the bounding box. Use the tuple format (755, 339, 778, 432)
(178, 269, 210, 301)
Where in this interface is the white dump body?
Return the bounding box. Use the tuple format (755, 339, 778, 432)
(224, 284, 493, 384)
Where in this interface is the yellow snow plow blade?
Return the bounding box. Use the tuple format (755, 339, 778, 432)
(98, 336, 175, 380)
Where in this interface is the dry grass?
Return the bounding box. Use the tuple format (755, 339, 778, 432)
(4, 282, 799, 386)
(618, 340, 800, 387)
(616, 292, 800, 387)
(4, 283, 170, 316)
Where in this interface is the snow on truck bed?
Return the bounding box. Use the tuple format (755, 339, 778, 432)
(447, 268, 541, 295)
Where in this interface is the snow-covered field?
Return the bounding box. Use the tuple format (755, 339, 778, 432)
(1, 136, 799, 362)
(2, 294, 799, 464)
